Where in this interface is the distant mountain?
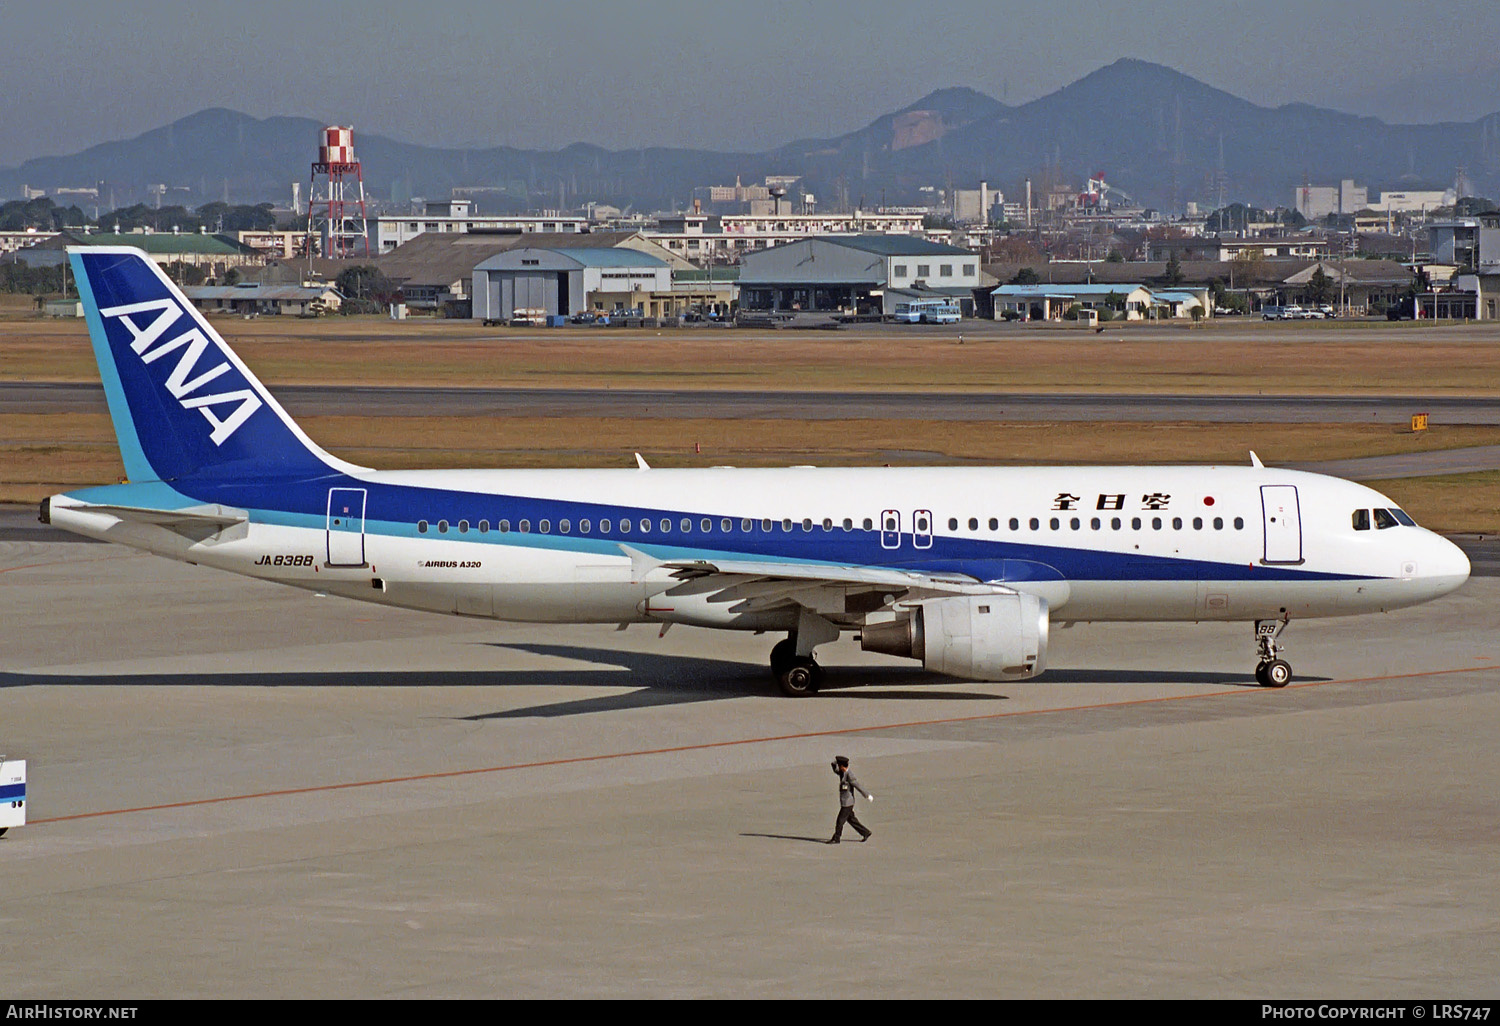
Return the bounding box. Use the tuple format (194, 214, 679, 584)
(6, 60, 1500, 212)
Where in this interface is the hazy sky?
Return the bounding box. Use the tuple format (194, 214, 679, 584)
(5, 0, 1500, 165)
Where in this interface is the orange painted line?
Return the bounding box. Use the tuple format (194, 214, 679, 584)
(27, 662, 1494, 826)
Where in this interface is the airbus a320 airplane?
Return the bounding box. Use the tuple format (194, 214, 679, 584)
(43, 248, 1470, 695)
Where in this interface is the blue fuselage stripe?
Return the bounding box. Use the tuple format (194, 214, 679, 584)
(86, 468, 1373, 584)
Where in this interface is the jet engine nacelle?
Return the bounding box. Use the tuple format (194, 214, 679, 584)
(861, 593, 1048, 681)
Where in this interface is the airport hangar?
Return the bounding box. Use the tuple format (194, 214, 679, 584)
(736, 234, 982, 317)
(471, 246, 672, 322)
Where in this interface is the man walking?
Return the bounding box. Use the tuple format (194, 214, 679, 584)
(828, 755, 874, 844)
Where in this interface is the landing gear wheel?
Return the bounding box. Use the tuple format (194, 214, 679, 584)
(1262, 659, 1292, 688)
(1253, 618, 1292, 689)
(776, 658, 822, 697)
(769, 638, 797, 677)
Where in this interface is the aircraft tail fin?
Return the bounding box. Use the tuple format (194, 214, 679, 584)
(68, 247, 352, 483)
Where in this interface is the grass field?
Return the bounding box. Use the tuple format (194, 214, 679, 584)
(3, 314, 1500, 394)
(2, 315, 1496, 530)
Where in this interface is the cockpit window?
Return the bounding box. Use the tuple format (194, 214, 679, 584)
(1390, 508, 1416, 527)
(1374, 508, 1399, 530)
(1352, 509, 1370, 531)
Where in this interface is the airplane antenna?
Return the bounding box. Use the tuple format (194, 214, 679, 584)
(634, 453, 651, 470)
(1249, 451, 1264, 468)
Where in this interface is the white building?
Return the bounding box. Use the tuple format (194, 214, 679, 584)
(1294, 179, 1369, 219)
(1370, 190, 1455, 214)
(648, 210, 928, 264)
(373, 199, 588, 254)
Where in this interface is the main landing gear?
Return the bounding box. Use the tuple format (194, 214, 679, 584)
(770, 636, 823, 697)
(1254, 617, 1292, 688)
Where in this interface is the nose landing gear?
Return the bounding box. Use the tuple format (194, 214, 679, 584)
(1254, 617, 1292, 687)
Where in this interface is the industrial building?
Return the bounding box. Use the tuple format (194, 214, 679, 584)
(471, 247, 672, 323)
(380, 229, 686, 316)
(737, 235, 980, 317)
(181, 283, 343, 316)
(12, 230, 264, 273)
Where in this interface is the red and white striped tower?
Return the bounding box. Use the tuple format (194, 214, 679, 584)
(305, 125, 369, 259)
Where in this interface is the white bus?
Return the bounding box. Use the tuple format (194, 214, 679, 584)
(892, 298, 961, 324)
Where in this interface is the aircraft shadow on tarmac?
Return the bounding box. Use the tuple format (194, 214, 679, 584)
(0, 642, 1293, 718)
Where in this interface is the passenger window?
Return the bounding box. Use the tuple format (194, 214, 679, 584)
(539, 520, 551, 534)
(1049, 518, 1060, 530)
(1233, 517, 1244, 530)
(458, 520, 469, 533)
(862, 518, 873, 530)
(618, 519, 629, 533)
(639, 519, 651, 533)
(479, 520, 489, 533)
(782, 518, 793, 532)
(1172, 517, 1182, 530)
(600, 519, 611, 533)
(1152, 517, 1162, 530)
(438, 520, 449, 533)
(418, 520, 428, 533)
(1009, 518, 1019, 531)
(519, 520, 530, 533)
(722, 518, 733, 532)
(802, 518, 813, 532)
(1213, 517, 1224, 530)
(823, 518, 833, 531)
(948, 517, 959, 531)
(703, 518, 713, 532)
(1131, 517, 1141, 530)
(988, 518, 998, 531)
(680, 518, 692, 533)
(1352, 509, 1370, 531)
(842, 518, 853, 531)
(499, 519, 510, 533)
(741, 518, 753, 532)
(580, 519, 591, 533)
(1029, 518, 1039, 531)
(660, 518, 672, 533)
(968, 517, 979, 531)
(763, 518, 773, 531)
(1374, 508, 1399, 530)
(1193, 517, 1203, 530)
(1111, 517, 1121, 530)
(560, 520, 570, 534)
(1091, 517, 1101, 530)
(1070, 517, 1080, 530)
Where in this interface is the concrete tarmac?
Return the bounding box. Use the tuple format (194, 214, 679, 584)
(2, 537, 1497, 998)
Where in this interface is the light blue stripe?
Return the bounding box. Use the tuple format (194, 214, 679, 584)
(70, 250, 154, 483)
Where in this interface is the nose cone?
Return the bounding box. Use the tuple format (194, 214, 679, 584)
(1426, 533, 1471, 596)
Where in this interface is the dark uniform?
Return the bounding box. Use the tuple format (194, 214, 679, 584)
(829, 756, 873, 843)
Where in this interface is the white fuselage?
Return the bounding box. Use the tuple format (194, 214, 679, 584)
(49, 464, 1471, 633)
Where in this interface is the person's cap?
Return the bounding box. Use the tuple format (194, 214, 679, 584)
(835, 755, 849, 767)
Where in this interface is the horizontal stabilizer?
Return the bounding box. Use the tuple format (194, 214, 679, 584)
(72, 503, 248, 528)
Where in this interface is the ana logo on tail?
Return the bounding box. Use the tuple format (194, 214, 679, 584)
(98, 297, 264, 445)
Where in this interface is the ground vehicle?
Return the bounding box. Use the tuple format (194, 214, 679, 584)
(1263, 305, 1307, 321)
(1387, 296, 1418, 321)
(893, 299, 961, 324)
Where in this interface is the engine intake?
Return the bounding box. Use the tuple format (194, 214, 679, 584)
(861, 593, 1048, 681)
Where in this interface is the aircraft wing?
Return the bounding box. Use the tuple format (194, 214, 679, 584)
(653, 554, 1014, 613)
